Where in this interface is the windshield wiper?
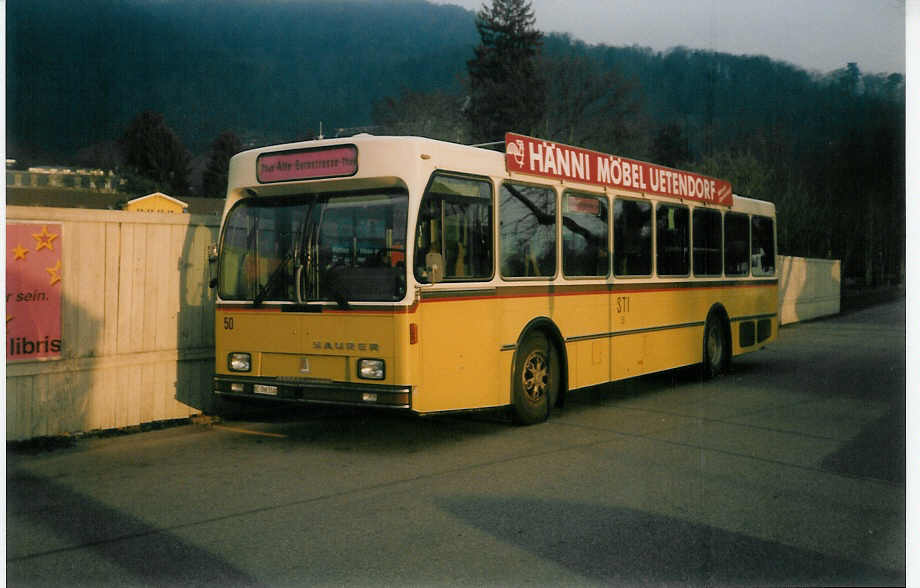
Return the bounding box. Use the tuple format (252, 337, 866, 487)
(253, 247, 295, 306)
(298, 198, 326, 304)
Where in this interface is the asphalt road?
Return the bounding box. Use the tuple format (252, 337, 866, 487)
(7, 300, 906, 586)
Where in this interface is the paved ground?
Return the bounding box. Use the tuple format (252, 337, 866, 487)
(7, 300, 906, 586)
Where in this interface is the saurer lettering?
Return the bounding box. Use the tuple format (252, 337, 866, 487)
(312, 341, 380, 352)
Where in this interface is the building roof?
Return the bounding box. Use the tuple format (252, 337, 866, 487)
(125, 192, 189, 208)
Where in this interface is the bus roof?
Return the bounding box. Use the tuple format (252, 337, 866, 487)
(226, 133, 771, 214)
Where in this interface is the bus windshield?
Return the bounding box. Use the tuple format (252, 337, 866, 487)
(218, 190, 408, 304)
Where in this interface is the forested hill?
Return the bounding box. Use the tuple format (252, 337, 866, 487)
(9, 0, 902, 158)
(7, 0, 478, 159)
(9, 0, 901, 163)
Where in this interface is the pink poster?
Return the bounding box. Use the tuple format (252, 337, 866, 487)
(6, 223, 63, 360)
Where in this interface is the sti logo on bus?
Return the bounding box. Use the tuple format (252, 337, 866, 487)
(258, 145, 358, 183)
(505, 133, 733, 206)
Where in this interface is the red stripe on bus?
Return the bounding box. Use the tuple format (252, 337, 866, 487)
(216, 281, 776, 313)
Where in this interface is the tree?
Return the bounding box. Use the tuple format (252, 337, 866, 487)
(466, 0, 544, 143)
(372, 88, 469, 143)
(651, 122, 690, 168)
(74, 140, 123, 171)
(119, 111, 191, 196)
(201, 131, 243, 198)
(537, 50, 642, 156)
(695, 150, 774, 200)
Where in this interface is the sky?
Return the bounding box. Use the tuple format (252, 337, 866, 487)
(430, 0, 906, 74)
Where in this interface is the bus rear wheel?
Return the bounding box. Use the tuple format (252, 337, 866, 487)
(512, 333, 558, 425)
(701, 314, 728, 379)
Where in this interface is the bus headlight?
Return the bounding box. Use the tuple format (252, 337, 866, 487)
(357, 358, 385, 380)
(228, 352, 251, 372)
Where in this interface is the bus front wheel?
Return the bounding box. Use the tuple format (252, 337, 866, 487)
(512, 333, 558, 425)
(701, 313, 728, 379)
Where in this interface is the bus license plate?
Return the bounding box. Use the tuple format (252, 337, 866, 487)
(254, 384, 278, 396)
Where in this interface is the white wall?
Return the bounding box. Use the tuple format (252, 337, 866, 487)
(777, 255, 841, 325)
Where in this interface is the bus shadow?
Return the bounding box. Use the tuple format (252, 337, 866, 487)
(217, 352, 781, 449)
(436, 494, 903, 586)
(562, 364, 713, 407)
(558, 357, 773, 418)
(216, 404, 512, 454)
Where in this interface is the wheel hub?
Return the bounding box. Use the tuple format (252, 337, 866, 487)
(522, 351, 548, 402)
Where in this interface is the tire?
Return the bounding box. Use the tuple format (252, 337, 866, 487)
(701, 313, 728, 379)
(512, 333, 558, 425)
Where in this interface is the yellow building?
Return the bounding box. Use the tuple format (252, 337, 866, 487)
(123, 192, 189, 214)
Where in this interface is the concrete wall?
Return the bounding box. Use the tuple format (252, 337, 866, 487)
(6, 206, 218, 441)
(777, 255, 841, 325)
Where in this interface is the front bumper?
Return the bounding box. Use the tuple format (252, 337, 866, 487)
(213, 375, 411, 409)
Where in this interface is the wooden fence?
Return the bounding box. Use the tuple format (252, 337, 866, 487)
(6, 206, 219, 441)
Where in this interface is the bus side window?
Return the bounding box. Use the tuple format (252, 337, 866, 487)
(500, 183, 557, 278)
(693, 208, 722, 277)
(656, 203, 690, 276)
(725, 212, 750, 276)
(751, 215, 775, 276)
(414, 173, 493, 283)
(562, 192, 609, 278)
(613, 198, 652, 277)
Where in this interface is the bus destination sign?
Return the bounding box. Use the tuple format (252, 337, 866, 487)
(257, 145, 358, 183)
(505, 133, 732, 206)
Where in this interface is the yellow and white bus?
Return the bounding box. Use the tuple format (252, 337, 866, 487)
(212, 132, 776, 424)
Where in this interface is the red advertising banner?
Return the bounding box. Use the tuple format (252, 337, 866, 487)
(505, 133, 733, 206)
(6, 224, 63, 360)
(257, 145, 358, 183)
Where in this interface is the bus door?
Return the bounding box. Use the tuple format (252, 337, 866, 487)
(413, 173, 499, 412)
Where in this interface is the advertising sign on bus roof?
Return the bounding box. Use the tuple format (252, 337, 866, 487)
(505, 133, 732, 206)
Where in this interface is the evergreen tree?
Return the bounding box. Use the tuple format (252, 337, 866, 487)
(466, 0, 544, 143)
(201, 131, 243, 198)
(119, 111, 191, 196)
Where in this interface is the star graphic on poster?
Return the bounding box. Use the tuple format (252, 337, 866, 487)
(46, 260, 63, 286)
(32, 225, 59, 252)
(6, 315, 14, 325)
(12, 244, 29, 260)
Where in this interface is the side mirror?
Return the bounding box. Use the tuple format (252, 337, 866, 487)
(425, 252, 444, 284)
(207, 243, 218, 289)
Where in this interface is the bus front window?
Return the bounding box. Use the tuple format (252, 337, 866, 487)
(218, 190, 408, 304)
(218, 199, 307, 302)
(311, 192, 408, 304)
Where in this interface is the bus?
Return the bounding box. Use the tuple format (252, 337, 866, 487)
(211, 132, 777, 424)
